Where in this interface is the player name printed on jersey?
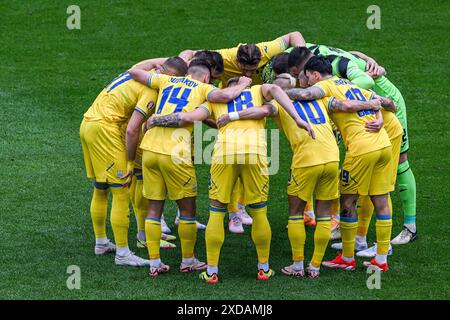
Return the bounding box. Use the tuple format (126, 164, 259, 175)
(168, 77, 199, 88)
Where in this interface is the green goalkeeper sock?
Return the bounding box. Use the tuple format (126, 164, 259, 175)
(397, 160, 417, 226)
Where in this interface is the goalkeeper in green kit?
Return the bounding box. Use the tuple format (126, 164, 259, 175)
(263, 41, 418, 250)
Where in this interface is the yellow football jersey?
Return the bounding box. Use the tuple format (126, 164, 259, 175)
(217, 37, 288, 86)
(382, 109, 403, 140)
(315, 76, 391, 156)
(203, 85, 267, 156)
(84, 71, 157, 124)
(140, 72, 216, 159)
(273, 98, 339, 168)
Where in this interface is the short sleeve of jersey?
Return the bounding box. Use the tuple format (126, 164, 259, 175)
(321, 96, 334, 113)
(217, 47, 238, 70)
(256, 37, 288, 66)
(200, 101, 213, 117)
(147, 71, 168, 89)
(203, 83, 219, 102)
(135, 87, 158, 117)
(314, 81, 332, 97)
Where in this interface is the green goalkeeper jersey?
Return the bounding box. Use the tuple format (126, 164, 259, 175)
(262, 43, 405, 116)
(262, 44, 372, 88)
(307, 43, 409, 151)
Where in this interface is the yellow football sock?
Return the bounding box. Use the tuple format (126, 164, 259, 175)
(178, 217, 197, 259)
(340, 217, 358, 258)
(311, 218, 331, 267)
(110, 187, 130, 248)
(376, 216, 392, 255)
(249, 202, 271, 264)
(357, 195, 393, 237)
(357, 195, 373, 237)
(90, 185, 108, 239)
(288, 214, 305, 262)
(145, 218, 161, 259)
(131, 179, 147, 232)
(205, 206, 226, 266)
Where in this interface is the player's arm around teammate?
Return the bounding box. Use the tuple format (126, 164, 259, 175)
(132, 57, 170, 71)
(127, 60, 252, 277)
(300, 56, 393, 272)
(347, 50, 418, 244)
(122, 57, 189, 181)
(180, 32, 304, 86)
(288, 46, 376, 90)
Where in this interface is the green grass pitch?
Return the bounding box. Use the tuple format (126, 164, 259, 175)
(1, 0, 449, 300)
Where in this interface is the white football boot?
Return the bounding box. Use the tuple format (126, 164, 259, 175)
(238, 204, 253, 225)
(161, 215, 172, 234)
(391, 226, 417, 245)
(356, 243, 393, 258)
(115, 251, 151, 267)
(228, 214, 244, 234)
(331, 239, 368, 251)
(94, 240, 116, 256)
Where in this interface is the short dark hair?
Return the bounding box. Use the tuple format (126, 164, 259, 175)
(226, 77, 240, 87)
(288, 47, 312, 69)
(303, 55, 332, 76)
(193, 50, 224, 74)
(211, 51, 224, 73)
(272, 52, 289, 75)
(237, 44, 261, 65)
(188, 58, 211, 77)
(163, 56, 188, 76)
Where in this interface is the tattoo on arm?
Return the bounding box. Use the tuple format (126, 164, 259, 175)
(330, 98, 343, 112)
(374, 94, 396, 111)
(286, 87, 325, 101)
(286, 88, 303, 100)
(152, 113, 182, 127)
(268, 103, 277, 116)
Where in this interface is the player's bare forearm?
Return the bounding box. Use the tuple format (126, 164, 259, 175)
(217, 104, 275, 128)
(285, 86, 325, 101)
(283, 31, 305, 47)
(238, 104, 274, 120)
(365, 110, 384, 133)
(209, 77, 251, 103)
(331, 99, 380, 112)
(350, 51, 370, 62)
(132, 57, 168, 71)
(267, 85, 299, 121)
(375, 94, 397, 112)
(149, 113, 183, 128)
(203, 118, 217, 129)
(126, 130, 139, 163)
(129, 68, 151, 86)
(149, 108, 208, 128)
(126, 111, 146, 162)
(179, 50, 196, 63)
(350, 51, 385, 77)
